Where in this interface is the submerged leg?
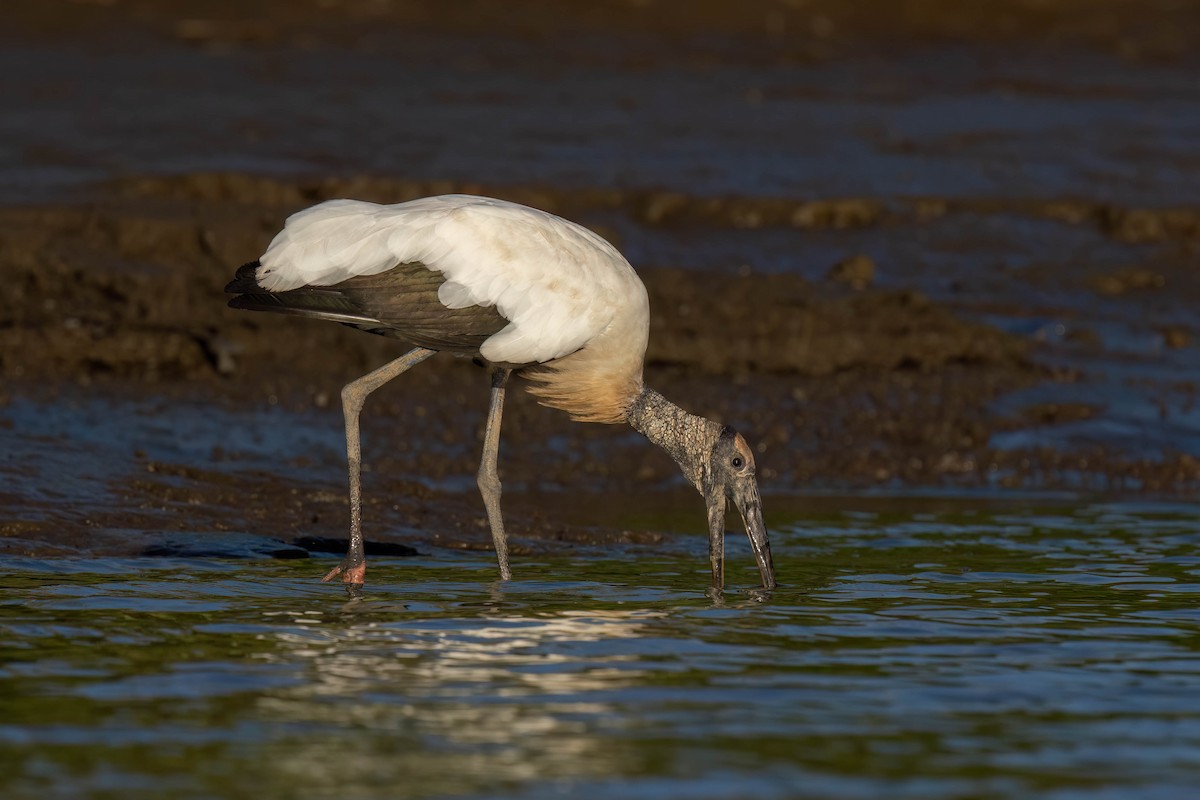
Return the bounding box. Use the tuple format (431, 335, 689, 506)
(477, 367, 513, 581)
(323, 347, 437, 587)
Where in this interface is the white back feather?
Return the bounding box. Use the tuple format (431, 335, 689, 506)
(256, 195, 648, 365)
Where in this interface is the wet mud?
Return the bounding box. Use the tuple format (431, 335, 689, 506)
(3, 1, 1200, 560)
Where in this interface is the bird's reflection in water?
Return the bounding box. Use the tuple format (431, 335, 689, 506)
(283, 607, 660, 696)
(256, 603, 670, 788)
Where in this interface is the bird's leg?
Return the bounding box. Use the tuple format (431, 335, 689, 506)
(323, 347, 436, 587)
(477, 367, 513, 581)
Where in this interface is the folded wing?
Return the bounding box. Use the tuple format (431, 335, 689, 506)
(238, 195, 643, 366)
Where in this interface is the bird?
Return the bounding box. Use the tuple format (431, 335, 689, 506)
(225, 194, 775, 591)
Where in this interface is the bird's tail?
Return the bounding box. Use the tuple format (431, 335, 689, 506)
(224, 260, 264, 295)
(224, 260, 381, 326)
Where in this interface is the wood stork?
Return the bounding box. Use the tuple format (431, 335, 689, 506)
(225, 195, 775, 591)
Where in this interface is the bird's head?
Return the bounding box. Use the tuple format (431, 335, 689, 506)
(703, 429, 775, 589)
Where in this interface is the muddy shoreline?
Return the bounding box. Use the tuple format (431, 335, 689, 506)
(4, 171, 1199, 542)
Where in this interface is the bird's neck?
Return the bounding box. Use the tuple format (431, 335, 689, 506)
(626, 388, 725, 491)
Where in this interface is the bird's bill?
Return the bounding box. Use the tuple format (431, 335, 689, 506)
(706, 495, 728, 589)
(732, 478, 776, 589)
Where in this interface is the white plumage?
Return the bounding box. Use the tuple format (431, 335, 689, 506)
(256, 195, 647, 365)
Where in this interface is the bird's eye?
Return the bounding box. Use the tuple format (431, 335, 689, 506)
(731, 457, 743, 468)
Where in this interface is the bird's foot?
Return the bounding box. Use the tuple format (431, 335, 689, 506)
(322, 557, 366, 587)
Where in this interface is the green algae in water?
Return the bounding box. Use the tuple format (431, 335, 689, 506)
(3, 502, 1200, 799)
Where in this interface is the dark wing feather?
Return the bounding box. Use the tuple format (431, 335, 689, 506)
(225, 260, 507, 354)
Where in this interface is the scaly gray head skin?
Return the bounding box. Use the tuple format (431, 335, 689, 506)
(626, 388, 776, 590)
(702, 430, 775, 590)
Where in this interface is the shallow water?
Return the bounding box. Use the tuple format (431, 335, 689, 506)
(8, 39, 1200, 205)
(4, 503, 1200, 799)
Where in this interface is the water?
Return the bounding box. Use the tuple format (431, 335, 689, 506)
(5, 38, 1200, 206)
(4, 503, 1200, 799)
